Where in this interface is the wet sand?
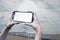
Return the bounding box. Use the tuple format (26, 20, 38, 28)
(6, 35, 34, 40)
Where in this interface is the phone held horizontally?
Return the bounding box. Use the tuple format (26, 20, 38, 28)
(11, 11, 34, 23)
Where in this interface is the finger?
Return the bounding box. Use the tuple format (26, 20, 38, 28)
(25, 23, 37, 31)
(34, 13, 40, 21)
(25, 23, 31, 26)
(25, 23, 33, 27)
(12, 22, 19, 25)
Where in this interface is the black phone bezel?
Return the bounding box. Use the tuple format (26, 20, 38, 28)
(11, 11, 34, 23)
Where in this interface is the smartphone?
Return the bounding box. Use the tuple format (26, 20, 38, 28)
(11, 11, 34, 23)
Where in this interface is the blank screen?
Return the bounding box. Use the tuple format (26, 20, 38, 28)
(14, 12, 32, 22)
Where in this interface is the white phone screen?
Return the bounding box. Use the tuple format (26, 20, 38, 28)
(13, 12, 32, 22)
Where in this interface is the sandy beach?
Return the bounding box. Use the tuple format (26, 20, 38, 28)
(6, 35, 34, 40)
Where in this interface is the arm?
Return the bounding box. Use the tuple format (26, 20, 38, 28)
(0, 26, 12, 40)
(0, 22, 19, 40)
(25, 24, 42, 40)
(35, 25, 42, 40)
(25, 14, 42, 40)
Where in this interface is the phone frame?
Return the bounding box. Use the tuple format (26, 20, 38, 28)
(11, 11, 34, 23)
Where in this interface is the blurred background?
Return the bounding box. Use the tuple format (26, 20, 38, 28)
(0, 0, 60, 40)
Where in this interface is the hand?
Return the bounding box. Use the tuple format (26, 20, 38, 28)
(6, 21, 19, 29)
(25, 14, 42, 32)
(25, 14, 42, 40)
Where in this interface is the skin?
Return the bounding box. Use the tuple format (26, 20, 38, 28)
(0, 14, 42, 40)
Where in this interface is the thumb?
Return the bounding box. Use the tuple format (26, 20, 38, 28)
(25, 23, 37, 31)
(12, 22, 19, 25)
(25, 23, 33, 27)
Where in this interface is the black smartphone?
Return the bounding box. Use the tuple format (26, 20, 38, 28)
(11, 11, 34, 23)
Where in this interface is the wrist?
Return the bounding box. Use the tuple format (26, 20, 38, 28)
(6, 26, 12, 29)
(6, 24, 13, 29)
(35, 25, 42, 32)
